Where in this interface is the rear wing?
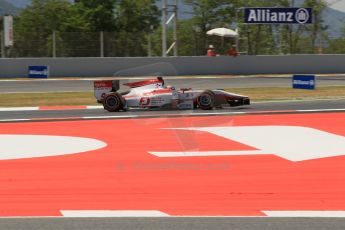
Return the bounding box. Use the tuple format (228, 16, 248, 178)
(94, 80, 119, 101)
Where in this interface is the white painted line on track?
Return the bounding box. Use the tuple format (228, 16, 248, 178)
(3, 211, 345, 218)
(83, 115, 139, 119)
(0, 119, 31, 122)
(84, 112, 246, 118)
(3, 210, 345, 218)
(252, 98, 345, 103)
(186, 111, 247, 115)
(149, 150, 267, 157)
(297, 108, 345, 112)
(83, 112, 246, 120)
(85, 105, 104, 109)
(0, 107, 39, 112)
(262, 211, 345, 217)
(60, 210, 170, 217)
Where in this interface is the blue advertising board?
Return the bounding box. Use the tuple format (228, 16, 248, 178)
(244, 8, 313, 24)
(28, 66, 49, 78)
(292, 75, 316, 90)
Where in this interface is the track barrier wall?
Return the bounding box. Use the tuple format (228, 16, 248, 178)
(0, 55, 345, 78)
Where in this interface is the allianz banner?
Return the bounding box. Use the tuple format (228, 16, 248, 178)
(244, 8, 313, 24)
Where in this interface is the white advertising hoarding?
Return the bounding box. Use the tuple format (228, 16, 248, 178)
(3, 16, 14, 47)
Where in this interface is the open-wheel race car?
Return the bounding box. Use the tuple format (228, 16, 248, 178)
(94, 77, 250, 112)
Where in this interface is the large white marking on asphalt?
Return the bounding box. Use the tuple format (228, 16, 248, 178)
(60, 210, 170, 217)
(149, 126, 345, 161)
(0, 135, 106, 160)
(262, 211, 345, 217)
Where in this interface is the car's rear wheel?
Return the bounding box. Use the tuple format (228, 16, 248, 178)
(103, 93, 125, 112)
(197, 90, 215, 110)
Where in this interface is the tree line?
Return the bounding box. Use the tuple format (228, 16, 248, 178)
(3, 0, 345, 57)
(10, 0, 159, 57)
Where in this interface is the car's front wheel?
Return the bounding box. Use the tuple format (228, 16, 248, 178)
(197, 90, 215, 110)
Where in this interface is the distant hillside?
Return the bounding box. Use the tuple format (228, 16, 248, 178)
(323, 7, 345, 37)
(0, 0, 20, 15)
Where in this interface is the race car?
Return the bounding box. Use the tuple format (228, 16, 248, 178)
(94, 77, 250, 112)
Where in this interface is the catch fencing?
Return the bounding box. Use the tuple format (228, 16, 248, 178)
(1, 31, 158, 58)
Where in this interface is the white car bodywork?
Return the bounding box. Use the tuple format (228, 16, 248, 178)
(94, 77, 250, 111)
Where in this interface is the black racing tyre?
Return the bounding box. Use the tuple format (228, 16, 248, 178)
(103, 93, 125, 112)
(197, 90, 215, 110)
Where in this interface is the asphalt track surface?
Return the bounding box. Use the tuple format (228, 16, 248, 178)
(1, 75, 345, 93)
(1, 217, 345, 230)
(0, 99, 344, 121)
(1, 77, 345, 230)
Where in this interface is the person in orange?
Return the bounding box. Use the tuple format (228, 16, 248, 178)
(207, 45, 217, 57)
(228, 45, 239, 57)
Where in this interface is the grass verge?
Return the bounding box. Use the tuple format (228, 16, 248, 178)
(1, 86, 345, 107)
(0, 92, 97, 107)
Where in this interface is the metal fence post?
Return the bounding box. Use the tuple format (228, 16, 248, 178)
(162, 0, 167, 57)
(52, 30, 56, 58)
(100, 31, 104, 57)
(148, 32, 152, 57)
(1, 31, 5, 58)
(173, 0, 178, 56)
